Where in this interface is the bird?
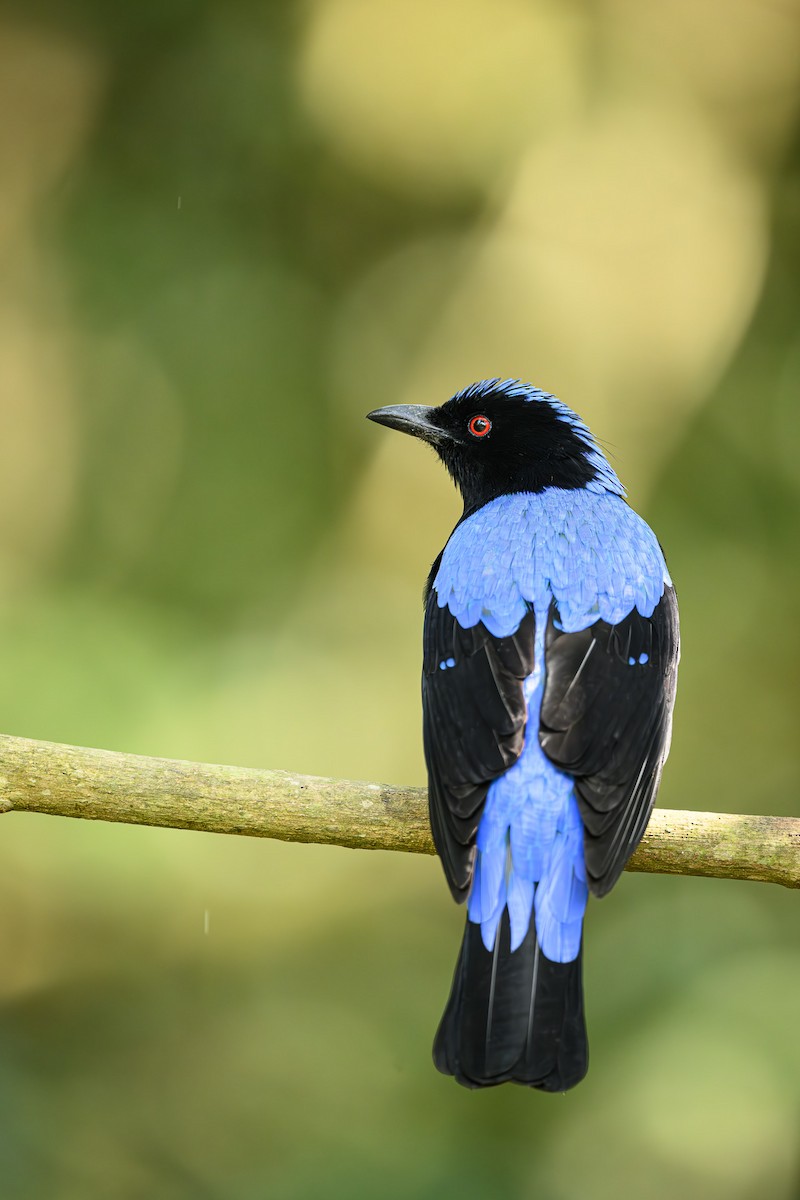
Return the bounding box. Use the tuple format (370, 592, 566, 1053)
(367, 378, 679, 1091)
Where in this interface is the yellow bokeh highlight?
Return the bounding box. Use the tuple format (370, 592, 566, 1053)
(298, 0, 586, 197)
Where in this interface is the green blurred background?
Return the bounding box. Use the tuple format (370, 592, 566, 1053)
(0, 1, 798, 1196)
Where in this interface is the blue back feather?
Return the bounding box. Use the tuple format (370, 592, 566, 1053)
(433, 434, 670, 962)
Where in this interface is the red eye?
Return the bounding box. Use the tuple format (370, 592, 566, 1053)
(468, 414, 492, 438)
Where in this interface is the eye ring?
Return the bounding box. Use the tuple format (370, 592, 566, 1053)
(468, 414, 492, 438)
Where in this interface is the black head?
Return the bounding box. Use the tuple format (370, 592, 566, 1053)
(367, 379, 622, 513)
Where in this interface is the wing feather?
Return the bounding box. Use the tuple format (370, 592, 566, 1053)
(540, 587, 679, 896)
(422, 597, 535, 900)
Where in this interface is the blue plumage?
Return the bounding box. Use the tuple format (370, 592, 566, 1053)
(367, 379, 680, 1090)
(434, 489, 670, 636)
(434, 487, 670, 960)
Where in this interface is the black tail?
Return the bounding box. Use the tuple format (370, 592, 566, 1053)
(433, 911, 588, 1091)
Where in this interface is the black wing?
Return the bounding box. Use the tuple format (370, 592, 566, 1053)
(539, 586, 680, 897)
(422, 590, 535, 901)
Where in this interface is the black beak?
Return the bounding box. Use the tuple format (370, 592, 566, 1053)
(366, 404, 452, 447)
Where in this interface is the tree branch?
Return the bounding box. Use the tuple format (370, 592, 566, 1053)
(0, 733, 796, 888)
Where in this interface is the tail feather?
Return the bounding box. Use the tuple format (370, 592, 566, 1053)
(433, 911, 588, 1091)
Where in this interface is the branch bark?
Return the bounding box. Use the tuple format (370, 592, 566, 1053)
(0, 733, 797, 888)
